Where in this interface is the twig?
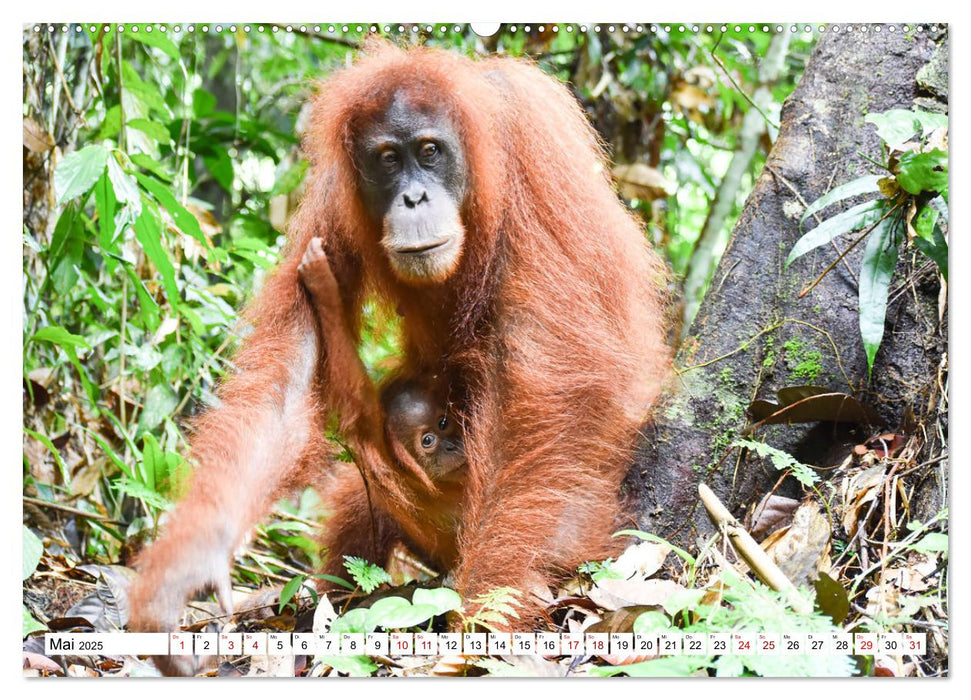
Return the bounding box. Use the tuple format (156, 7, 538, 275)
(698, 484, 812, 614)
(23, 495, 115, 522)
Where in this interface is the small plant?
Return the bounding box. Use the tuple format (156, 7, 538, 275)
(785, 108, 947, 375)
(460, 587, 523, 632)
(342, 555, 392, 594)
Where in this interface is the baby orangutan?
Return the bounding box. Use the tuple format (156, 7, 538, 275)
(298, 237, 467, 573)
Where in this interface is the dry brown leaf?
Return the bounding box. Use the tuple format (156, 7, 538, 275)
(428, 654, 469, 676)
(840, 464, 887, 536)
(587, 577, 685, 611)
(23, 117, 55, 152)
(750, 493, 800, 539)
(611, 541, 671, 579)
(612, 163, 676, 202)
(761, 502, 832, 587)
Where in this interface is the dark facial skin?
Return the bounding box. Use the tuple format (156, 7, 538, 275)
(354, 95, 468, 284)
(381, 379, 465, 480)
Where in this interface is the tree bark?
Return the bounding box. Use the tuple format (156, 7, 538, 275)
(628, 26, 948, 544)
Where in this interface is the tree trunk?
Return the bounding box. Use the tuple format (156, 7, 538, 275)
(628, 26, 948, 544)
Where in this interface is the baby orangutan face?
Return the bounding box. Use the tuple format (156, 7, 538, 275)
(381, 377, 464, 481)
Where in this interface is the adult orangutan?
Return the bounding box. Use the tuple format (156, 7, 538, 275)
(128, 42, 670, 669)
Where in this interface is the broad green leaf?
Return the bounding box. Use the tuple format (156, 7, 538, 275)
(412, 587, 462, 616)
(137, 384, 178, 434)
(799, 175, 882, 226)
(910, 532, 948, 555)
(859, 217, 902, 376)
(912, 110, 948, 134)
(366, 597, 438, 630)
(329, 608, 374, 635)
(788, 200, 885, 268)
(114, 477, 170, 511)
(193, 88, 217, 119)
(47, 202, 81, 272)
(203, 147, 234, 192)
(121, 62, 170, 118)
(106, 154, 142, 216)
(133, 198, 180, 307)
(32, 325, 91, 349)
(896, 149, 947, 195)
(134, 173, 209, 248)
(865, 109, 922, 149)
(23, 526, 43, 580)
(97, 104, 122, 141)
(128, 118, 172, 144)
(55, 144, 109, 203)
(126, 26, 181, 60)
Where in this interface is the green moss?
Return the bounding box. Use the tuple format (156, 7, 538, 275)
(781, 338, 823, 383)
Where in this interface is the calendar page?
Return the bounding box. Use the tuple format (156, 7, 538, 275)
(21, 12, 949, 680)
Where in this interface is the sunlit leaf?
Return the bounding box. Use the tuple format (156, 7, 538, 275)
(55, 144, 109, 203)
(788, 200, 884, 267)
(127, 26, 181, 61)
(799, 175, 882, 226)
(135, 173, 209, 248)
(896, 149, 947, 195)
(133, 198, 180, 307)
(859, 217, 901, 376)
(23, 526, 43, 580)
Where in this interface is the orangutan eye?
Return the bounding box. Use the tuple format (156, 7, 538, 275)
(379, 148, 399, 167)
(421, 433, 436, 449)
(438, 415, 448, 430)
(419, 142, 439, 160)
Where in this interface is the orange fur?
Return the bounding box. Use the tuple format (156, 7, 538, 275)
(128, 41, 670, 646)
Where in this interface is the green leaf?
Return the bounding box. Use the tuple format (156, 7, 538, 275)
(130, 153, 173, 182)
(366, 597, 438, 630)
(55, 144, 109, 204)
(32, 325, 91, 349)
(23, 605, 47, 637)
(114, 477, 170, 511)
(896, 149, 947, 195)
(133, 198, 180, 307)
(23, 428, 69, 484)
(314, 655, 377, 677)
(799, 175, 882, 226)
(203, 147, 234, 192)
(128, 118, 172, 144)
(279, 574, 307, 611)
(412, 587, 463, 616)
(329, 608, 374, 635)
(343, 556, 391, 594)
(859, 217, 902, 376)
(913, 219, 948, 281)
(134, 173, 209, 248)
(23, 526, 43, 580)
(733, 438, 819, 486)
(48, 203, 85, 294)
(632, 611, 672, 634)
(97, 105, 122, 141)
(193, 88, 217, 119)
(137, 384, 178, 434)
(126, 26, 181, 60)
(865, 110, 922, 149)
(910, 532, 948, 555)
(106, 154, 142, 216)
(787, 200, 885, 268)
(121, 62, 169, 118)
(94, 170, 118, 252)
(270, 159, 308, 196)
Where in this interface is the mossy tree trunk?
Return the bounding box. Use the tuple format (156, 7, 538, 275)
(628, 26, 948, 544)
